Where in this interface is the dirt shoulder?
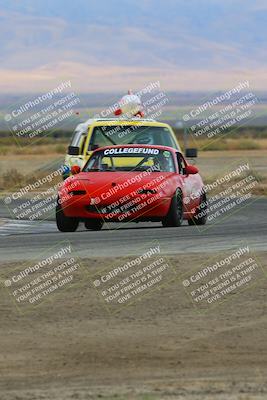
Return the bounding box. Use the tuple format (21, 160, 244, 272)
(0, 252, 266, 399)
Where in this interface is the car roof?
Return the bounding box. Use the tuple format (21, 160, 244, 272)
(75, 118, 171, 132)
(92, 117, 155, 122)
(87, 117, 156, 123)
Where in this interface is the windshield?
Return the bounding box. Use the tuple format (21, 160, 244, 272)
(84, 147, 175, 172)
(88, 125, 178, 151)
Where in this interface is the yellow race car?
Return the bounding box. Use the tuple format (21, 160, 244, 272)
(63, 118, 182, 179)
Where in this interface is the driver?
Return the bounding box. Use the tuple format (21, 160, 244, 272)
(154, 152, 174, 172)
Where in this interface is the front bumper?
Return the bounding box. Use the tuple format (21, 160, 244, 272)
(60, 192, 171, 222)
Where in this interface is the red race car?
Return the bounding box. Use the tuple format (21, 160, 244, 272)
(56, 144, 207, 231)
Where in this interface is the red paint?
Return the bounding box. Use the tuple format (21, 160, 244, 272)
(58, 145, 205, 223)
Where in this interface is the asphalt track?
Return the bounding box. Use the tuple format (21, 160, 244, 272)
(0, 197, 266, 262)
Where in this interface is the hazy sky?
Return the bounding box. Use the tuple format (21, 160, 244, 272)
(0, 0, 265, 93)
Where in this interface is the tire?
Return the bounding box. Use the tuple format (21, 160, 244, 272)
(188, 193, 208, 226)
(162, 189, 183, 227)
(85, 219, 103, 231)
(56, 203, 79, 232)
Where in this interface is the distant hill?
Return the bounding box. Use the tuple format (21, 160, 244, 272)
(0, 0, 266, 92)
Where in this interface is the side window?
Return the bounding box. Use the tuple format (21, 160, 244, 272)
(177, 153, 186, 174)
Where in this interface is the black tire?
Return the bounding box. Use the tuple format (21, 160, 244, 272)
(162, 189, 183, 227)
(85, 219, 103, 231)
(188, 193, 208, 226)
(56, 203, 79, 232)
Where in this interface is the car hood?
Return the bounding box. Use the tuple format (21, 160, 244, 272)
(66, 171, 175, 201)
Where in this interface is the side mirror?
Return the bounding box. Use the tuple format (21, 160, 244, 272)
(68, 146, 80, 155)
(184, 164, 199, 175)
(185, 148, 198, 158)
(71, 165, 81, 175)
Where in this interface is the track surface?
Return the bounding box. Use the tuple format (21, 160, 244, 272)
(0, 197, 266, 262)
(0, 198, 267, 400)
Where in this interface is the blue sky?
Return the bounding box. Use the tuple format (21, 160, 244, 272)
(0, 0, 266, 92)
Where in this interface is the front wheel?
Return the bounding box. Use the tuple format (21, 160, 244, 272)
(56, 204, 79, 232)
(85, 219, 103, 231)
(162, 189, 183, 227)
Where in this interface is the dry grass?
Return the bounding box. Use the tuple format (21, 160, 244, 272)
(0, 168, 62, 191)
(0, 143, 67, 156)
(186, 138, 267, 151)
(0, 133, 267, 194)
(0, 138, 266, 156)
(204, 169, 267, 196)
(1, 130, 267, 155)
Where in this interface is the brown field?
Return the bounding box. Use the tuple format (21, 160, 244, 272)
(1, 137, 267, 399)
(1, 148, 267, 194)
(0, 252, 267, 399)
